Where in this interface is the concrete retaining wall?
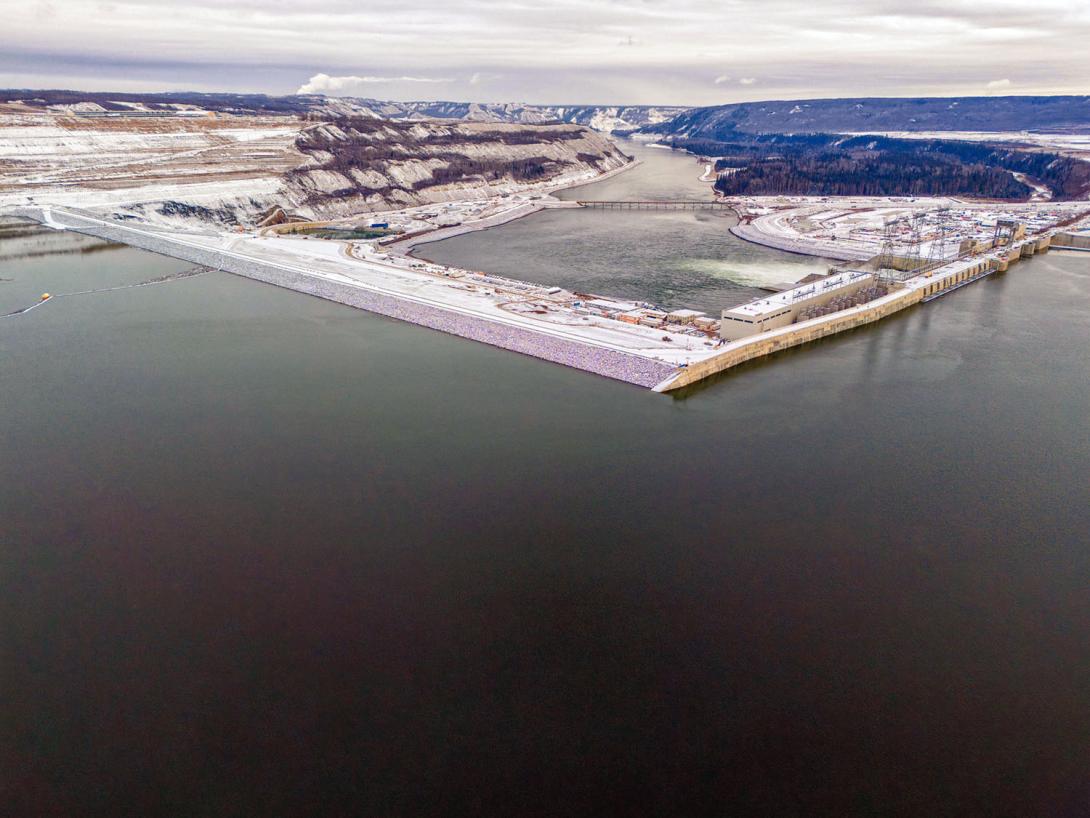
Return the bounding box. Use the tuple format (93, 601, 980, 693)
(657, 288, 921, 391)
(914, 257, 994, 298)
(1052, 232, 1090, 251)
(729, 221, 871, 262)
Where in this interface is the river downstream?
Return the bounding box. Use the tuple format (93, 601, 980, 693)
(413, 141, 835, 315)
(2, 184, 1089, 814)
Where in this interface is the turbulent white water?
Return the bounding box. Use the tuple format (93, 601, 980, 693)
(677, 257, 823, 289)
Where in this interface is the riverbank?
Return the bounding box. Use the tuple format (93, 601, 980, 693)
(392, 157, 641, 256)
(729, 216, 870, 261)
(392, 200, 575, 256)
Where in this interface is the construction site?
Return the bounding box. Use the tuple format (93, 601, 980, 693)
(678, 203, 1088, 391)
(728, 197, 1090, 261)
(721, 206, 1054, 338)
(4, 101, 1088, 394)
(9, 195, 1087, 395)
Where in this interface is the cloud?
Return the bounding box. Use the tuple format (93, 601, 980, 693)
(738, 77, 757, 85)
(296, 72, 452, 95)
(469, 72, 502, 86)
(5, 1, 1090, 105)
(986, 78, 1012, 89)
(714, 75, 731, 85)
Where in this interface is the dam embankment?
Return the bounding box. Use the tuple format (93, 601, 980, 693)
(13, 207, 676, 389)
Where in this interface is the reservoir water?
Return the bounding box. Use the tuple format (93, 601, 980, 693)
(2, 157, 1089, 815)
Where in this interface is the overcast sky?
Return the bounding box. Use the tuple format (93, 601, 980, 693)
(2, 0, 1088, 105)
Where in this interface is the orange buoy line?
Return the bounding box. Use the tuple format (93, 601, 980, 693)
(1, 298, 51, 318)
(1, 267, 208, 321)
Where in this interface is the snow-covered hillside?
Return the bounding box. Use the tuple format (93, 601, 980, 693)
(286, 118, 632, 217)
(0, 111, 632, 226)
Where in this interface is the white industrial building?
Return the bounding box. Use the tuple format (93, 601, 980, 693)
(720, 270, 876, 340)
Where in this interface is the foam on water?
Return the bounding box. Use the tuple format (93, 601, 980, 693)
(677, 257, 822, 289)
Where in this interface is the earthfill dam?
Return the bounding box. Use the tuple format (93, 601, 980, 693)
(9, 203, 1087, 394)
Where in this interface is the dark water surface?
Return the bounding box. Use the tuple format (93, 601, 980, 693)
(2, 205, 1089, 815)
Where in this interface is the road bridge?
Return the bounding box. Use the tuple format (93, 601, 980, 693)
(576, 200, 731, 211)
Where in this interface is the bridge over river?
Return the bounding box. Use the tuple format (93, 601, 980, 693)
(576, 200, 732, 211)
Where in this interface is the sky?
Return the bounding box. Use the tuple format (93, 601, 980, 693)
(2, 0, 1088, 105)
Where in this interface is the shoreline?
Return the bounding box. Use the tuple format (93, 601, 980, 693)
(394, 201, 563, 257)
(392, 156, 642, 259)
(399, 146, 728, 263)
(728, 219, 869, 262)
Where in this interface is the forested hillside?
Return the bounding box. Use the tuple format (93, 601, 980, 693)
(642, 96, 1090, 138)
(699, 134, 1090, 200)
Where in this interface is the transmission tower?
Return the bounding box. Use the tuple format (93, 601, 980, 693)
(925, 208, 952, 270)
(877, 217, 900, 274)
(902, 213, 925, 274)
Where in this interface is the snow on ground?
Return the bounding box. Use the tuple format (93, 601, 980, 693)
(240, 236, 719, 363)
(27, 209, 720, 367)
(847, 131, 1090, 160)
(727, 196, 1090, 260)
(0, 114, 303, 224)
(0, 176, 288, 214)
(0, 125, 298, 158)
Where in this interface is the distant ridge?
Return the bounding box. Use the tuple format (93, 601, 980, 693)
(640, 95, 1090, 138)
(0, 89, 684, 133)
(6, 89, 1089, 136)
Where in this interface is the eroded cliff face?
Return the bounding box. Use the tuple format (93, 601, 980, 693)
(284, 118, 631, 217)
(0, 112, 631, 226)
(0, 114, 304, 226)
